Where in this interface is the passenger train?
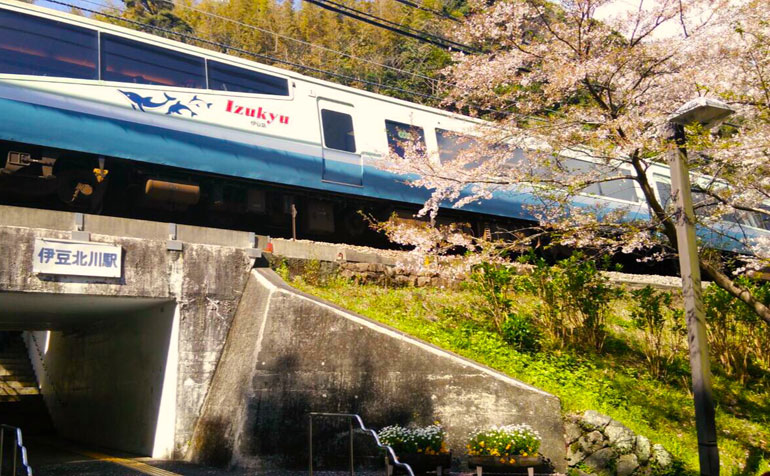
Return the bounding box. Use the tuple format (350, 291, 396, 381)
(0, 0, 766, 254)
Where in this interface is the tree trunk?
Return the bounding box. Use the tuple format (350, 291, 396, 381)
(700, 260, 770, 326)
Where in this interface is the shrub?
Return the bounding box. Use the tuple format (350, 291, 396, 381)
(517, 253, 623, 351)
(629, 286, 686, 379)
(501, 312, 541, 352)
(703, 278, 770, 383)
(468, 262, 516, 333)
(378, 424, 448, 455)
(466, 424, 541, 461)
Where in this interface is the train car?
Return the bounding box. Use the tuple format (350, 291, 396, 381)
(0, 0, 766, 253)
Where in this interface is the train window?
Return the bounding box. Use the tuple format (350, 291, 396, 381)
(436, 129, 476, 164)
(321, 109, 356, 153)
(600, 177, 638, 202)
(562, 158, 638, 200)
(562, 158, 602, 195)
(101, 34, 205, 88)
(385, 120, 425, 158)
(653, 174, 672, 209)
(0, 10, 97, 79)
(208, 61, 289, 96)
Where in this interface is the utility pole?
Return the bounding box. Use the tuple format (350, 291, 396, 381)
(668, 97, 734, 476)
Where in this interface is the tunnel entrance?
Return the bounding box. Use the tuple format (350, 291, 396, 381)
(0, 292, 177, 458)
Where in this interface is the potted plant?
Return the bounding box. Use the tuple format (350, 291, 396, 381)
(466, 424, 544, 474)
(378, 424, 451, 475)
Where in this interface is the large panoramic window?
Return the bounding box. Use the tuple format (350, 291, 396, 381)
(0, 9, 98, 79)
(563, 158, 638, 201)
(101, 34, 205, 88)
(436, 129, 476, 164)
(321, 109, 356, 153)
(208, 61, 289, 96)
(385, 120, 425, 158)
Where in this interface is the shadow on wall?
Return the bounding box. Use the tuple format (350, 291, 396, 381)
(238, 351, 434, 469)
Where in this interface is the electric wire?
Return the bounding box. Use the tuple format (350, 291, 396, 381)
(391, 0, 461, 23)
(301, 0, 476, 53)
(40, 0, 444, 101)
(156, 0, 441, 86)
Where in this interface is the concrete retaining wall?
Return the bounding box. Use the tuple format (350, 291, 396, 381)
(189, 269, 566, 472)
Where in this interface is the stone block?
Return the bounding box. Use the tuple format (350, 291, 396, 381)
(605, 421, 635, 454)
(579, 430, 607, 453)
(616, 453, 639, 476)
(581, 410, 612, 431)
(635, 435, 651, 464)
(567, 444, 586, 466)
(651, 444, 672, 469)
(583, 447, 617, 473)
(564, 420, 583, 445)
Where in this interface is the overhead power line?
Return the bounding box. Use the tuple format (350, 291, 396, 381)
(301, 0, 476, 54)
(391, 0, 461, 23)
(157, 0, 440, 87)
(39, 0, 444, 101)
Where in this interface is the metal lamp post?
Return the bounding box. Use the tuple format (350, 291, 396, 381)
(668, 97, 734, 476)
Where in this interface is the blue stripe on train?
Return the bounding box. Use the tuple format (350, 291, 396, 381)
(0, 96, 539, 221)
(7, 95, 756, 254)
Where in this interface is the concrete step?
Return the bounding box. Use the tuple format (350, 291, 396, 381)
(0, 367, 36, 377)
(0, 385, 40, 396)
(0, 377, 37, 389)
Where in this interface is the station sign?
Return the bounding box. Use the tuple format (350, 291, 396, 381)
(32, 238, 122, 278)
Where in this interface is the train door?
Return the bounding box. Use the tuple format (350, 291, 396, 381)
(317, 99, 363, 186)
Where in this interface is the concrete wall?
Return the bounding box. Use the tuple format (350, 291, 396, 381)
(189, 269, 566, 472)
(23, 303, 175, 455)
(0, 209, 257, 458)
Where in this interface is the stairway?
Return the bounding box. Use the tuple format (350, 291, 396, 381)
(0, 332, 55, 435)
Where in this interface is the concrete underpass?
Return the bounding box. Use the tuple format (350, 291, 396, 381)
(0, 205, 567, 475)
(0, 205, 260, 474)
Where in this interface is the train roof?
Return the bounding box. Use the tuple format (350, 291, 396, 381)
(0, 0, 484, 126)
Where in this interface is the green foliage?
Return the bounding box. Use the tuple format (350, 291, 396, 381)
(516, 253, 623, 351)
(289, 267, 770, 476)
(629, 286, 686, 379)
(703, 278, 770, 385)
(377, 424, 448, 455)
(466, 424, 541, 458)
(468, 262, 515, 333)
(501, 312, 541, 352)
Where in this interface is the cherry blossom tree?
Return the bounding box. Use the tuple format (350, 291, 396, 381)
(376, 0, 770, 324)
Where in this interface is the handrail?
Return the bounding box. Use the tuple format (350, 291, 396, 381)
(0, 424, 33, 476)
(308, 412, 414, 476)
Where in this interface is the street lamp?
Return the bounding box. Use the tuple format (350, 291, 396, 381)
(668, 97, 734, 476)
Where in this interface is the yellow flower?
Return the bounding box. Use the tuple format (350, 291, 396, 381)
(509, 458, 516, 464)
(479, 442, 485, 447)
(500, 458, 506, 464)
(522, 452, 528, 457)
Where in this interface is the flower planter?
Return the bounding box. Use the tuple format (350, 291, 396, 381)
(386, 451, 452, 475)
(468, 455, 545, 475)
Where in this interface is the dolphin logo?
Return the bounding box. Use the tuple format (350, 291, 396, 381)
(166, 101, 197, 117)
(120, 91, 176, 112)
(189, 95, 212, 109)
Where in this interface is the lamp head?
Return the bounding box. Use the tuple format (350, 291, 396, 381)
(669, 97, 735, 129)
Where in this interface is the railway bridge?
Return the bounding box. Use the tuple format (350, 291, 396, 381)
(0, 204, 566, 474)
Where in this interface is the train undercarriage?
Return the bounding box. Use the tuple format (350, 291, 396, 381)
(0, 139, 683, 275)
(0, 139, 523, 247)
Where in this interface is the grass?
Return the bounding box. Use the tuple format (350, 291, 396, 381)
(284, 269, 770, 476)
